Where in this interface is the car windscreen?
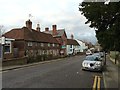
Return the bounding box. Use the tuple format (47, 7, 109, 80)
(85, 56, 95, 61)
(86, 51, 91, 53)
(85, 56, 100, 61)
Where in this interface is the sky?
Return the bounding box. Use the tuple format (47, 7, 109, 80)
(0, 0, 98, 44)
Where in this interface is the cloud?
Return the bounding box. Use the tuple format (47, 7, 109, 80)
(0, 0, 97, 44)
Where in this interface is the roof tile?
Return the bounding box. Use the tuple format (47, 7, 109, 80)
(3, 27, 59, 44)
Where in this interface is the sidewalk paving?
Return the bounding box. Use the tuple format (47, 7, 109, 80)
(103, 55, 119, 89)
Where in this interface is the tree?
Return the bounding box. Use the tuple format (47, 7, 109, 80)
(79, 1, 120, 52)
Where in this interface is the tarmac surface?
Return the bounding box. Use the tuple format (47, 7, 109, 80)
(0, 55, 119, 89)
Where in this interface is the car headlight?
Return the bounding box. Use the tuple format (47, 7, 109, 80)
(83, 63, 89, 66)
(95, 62, 101, 66)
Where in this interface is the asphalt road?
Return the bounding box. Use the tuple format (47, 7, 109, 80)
(2, 55, 104, 88)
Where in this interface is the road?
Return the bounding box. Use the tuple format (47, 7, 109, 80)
(2, 55, 104, 88)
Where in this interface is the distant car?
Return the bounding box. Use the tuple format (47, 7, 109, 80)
(99, 52, 104, 57)
(86, 50, 92, 56)
(82, 55, 103, 71)
(92, 53, 102, 60)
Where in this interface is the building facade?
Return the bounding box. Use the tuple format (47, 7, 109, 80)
(44, 25, 68, 56)
(3, 20, 60, 60)
(66, 35, 80, 55)
(75, 39, 88, 52)
(0, 37, 15, 60)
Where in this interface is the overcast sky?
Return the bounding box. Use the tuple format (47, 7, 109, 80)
(0, 0, 98, 44)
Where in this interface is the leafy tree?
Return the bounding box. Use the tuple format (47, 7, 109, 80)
(79, 1, 120, 52)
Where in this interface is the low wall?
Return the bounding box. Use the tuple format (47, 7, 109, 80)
(2, 57, 27, 66)
(2, 55, 60, 66)
(4, 53, 14, 59)
(27, 55, 60, 63)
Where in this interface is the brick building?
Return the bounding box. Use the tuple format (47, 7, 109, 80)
(44, 25, 67, 56)
(3, 20, 60, 60)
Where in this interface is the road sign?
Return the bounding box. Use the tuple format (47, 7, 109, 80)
(61, 45, 66, 49)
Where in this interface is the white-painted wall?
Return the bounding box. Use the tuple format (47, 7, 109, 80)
(75, 39, 88, 52)
(66, 44, 80, 55)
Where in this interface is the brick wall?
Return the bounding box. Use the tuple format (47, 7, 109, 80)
(2, 57, 27, 66)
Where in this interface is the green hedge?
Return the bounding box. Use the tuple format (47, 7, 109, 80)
(110, 51, 119, 59)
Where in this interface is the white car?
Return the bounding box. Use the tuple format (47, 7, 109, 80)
(82, 55, 103, 71)
(86, 50, 92, 56)
(93, 53, 102, 60)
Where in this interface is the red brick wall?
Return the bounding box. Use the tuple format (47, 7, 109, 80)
(4, 53, 13, 59)
(13, 40, 25, 58)
(61, 33, 67, 55)
(4, 40, 61, 59)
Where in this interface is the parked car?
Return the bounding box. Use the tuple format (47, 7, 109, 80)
(99, 52, 104, 57)
(86, 50, 92, 56)
(82, 55, 103, 71)
(92, 53, 102, 60)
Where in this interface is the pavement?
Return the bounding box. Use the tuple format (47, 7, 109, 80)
(0, 55, 119, 89)
(102, 55, 119, 89)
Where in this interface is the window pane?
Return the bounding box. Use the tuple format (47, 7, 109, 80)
(4, 46, 10, 53)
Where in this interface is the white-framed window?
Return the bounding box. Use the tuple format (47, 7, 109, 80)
(48, 43, 50, 47)
(28, 42, 33, 46)
(52, 43, 55, 47)
(4, 43, 11, 53)
(41, 43, 44, 47)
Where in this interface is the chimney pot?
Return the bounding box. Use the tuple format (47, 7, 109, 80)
(71, 34, 74, 39)
(36, 23, 40, 32)
(26, 19, 32, 29)
(52, 25, 57, 35)
(45, 27, 49, 32)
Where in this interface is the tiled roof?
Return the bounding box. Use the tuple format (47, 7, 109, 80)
(44, 29, 67, 38)
(3, 27, 59, 44)
(3, 28, 24, 40)
(67, 39, 79, 45)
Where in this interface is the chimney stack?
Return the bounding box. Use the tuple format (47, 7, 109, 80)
(36, 23, 40, 32)
(26, 19, 32, 29)
(71, 34, 74, 39)
(45, 27, 49, 32)
(52, 25, 57, 35)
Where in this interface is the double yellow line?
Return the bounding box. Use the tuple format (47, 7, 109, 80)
(93, 76, 101, 90)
